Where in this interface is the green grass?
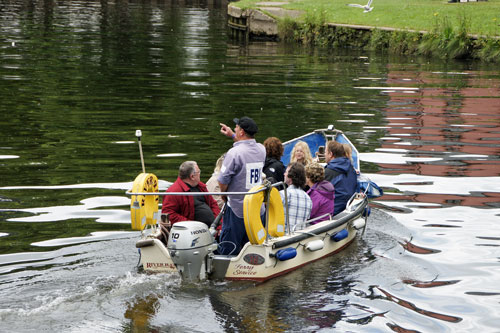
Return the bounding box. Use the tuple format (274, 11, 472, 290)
(234, 0, 500, 37)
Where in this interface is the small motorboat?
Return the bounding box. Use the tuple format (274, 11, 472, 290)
(127, 126, 381, 282)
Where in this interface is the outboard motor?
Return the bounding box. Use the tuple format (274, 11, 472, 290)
(167, 221, 217, 281)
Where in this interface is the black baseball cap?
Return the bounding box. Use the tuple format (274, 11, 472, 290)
(233, 116, 258, 135)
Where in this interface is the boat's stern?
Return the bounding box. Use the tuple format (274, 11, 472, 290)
(136, 234, 178, 273)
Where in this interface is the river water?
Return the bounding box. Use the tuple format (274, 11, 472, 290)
(1, 0, 499, 332)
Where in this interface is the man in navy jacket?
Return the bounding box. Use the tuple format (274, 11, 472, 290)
(324, 141, 358, 215)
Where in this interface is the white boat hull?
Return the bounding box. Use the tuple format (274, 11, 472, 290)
(136, 195, 368, 282)
(223, 223, 358, 281)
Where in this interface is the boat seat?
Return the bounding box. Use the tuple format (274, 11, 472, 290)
(315, 145, 326, 163)
(324, 133, 337, 142)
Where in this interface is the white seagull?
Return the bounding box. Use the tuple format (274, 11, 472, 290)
(347, 0, 374, 13)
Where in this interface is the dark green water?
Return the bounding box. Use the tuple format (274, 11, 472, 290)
(1, 1, 499, 332)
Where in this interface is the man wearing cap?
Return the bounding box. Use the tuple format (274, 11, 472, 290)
(217, 116, 266, 255)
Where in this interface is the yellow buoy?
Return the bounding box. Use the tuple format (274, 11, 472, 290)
(243, 185, 285, 244)
(130, 173, 159, 230)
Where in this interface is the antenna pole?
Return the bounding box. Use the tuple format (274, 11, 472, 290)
(136, 130, 146, 173)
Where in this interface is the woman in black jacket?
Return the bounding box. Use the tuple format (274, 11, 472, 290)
(263, 137, 286, 184)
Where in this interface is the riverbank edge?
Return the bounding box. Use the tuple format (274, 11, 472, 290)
(227, 5, 500, 62)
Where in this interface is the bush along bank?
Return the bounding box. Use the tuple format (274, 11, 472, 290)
(277, 14, 500, 62)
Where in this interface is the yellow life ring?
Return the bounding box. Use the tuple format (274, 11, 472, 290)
(130, 173, 159, 231)
(243, 185, 285, 244)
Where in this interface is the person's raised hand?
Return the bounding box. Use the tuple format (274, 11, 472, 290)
(219, 123, 234, 138)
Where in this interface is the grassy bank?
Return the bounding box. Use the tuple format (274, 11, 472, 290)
(234, 0, 500, 61)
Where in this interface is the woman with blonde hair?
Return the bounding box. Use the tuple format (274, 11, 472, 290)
(290, 141, 313, 167)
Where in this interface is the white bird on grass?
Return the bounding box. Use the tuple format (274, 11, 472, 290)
(347, 0, 374, 13)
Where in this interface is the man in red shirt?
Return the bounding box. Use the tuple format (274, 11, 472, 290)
(162, 161, 220, 227)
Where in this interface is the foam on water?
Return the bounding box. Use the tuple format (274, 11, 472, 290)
(361, 152, 442, 164)
(367, 173, 500, 195)
(3, 195, 131, 223)
(32, 231, 138, 247)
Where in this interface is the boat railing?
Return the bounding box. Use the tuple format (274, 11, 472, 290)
(127, 181, 291, 239)
(126, 187, 268, 197)
(127, 181, 369, 240)
(126, 182, 366, 241)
